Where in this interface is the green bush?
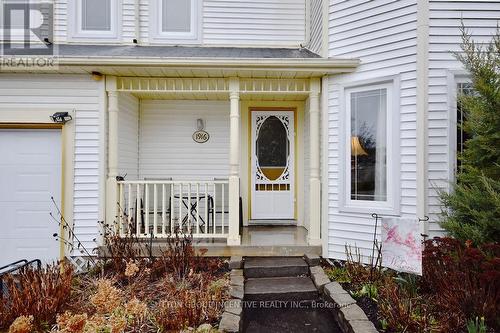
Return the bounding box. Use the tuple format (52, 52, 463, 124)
(439, 26, 500, 245)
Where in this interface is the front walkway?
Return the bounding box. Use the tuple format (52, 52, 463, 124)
(242, 256, 341, 333)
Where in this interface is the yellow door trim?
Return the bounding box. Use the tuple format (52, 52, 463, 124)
(0, 121, 73, 262)
(0, 123, 62, 129)
(248, 107, 298, 220)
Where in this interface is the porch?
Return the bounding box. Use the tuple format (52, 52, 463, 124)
(152, 226, 320, 257)
(105, 76, 323, 248)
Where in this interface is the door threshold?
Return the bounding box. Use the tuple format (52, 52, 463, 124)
(249, 219, 297, 226)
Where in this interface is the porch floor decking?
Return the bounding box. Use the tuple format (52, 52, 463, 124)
(158, 226, 319, 257)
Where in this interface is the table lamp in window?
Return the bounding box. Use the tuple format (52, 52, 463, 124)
(351, 136, 368, 156)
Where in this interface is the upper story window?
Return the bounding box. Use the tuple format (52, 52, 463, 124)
(162, 0, 191, 33)
(69, 0, 120, 41)
(150, 0, 201, 43)
(341, 81, 399, 215)
(81, 0, 111, 31)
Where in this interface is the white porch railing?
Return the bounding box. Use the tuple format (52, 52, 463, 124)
(117, 180, 229, 239)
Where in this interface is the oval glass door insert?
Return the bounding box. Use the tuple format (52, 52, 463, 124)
(256, 116, 289, 181)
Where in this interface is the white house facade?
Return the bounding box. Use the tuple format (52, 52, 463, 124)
(0, 0, 498, 266)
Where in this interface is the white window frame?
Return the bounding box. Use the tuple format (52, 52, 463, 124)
(149, 0, 201, 44)
(446, 70, 471, 183)
(339, 78, 400, 215)
(68, 0, 121, 42)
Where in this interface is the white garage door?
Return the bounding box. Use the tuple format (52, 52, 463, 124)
(0, 129, 61, 266)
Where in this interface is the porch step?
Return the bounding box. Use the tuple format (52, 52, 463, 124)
(244, 257, 308, 278)
(244, 276, 318, 302)
(248, 219, 297, 226)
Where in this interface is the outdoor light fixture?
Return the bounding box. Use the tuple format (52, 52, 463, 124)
(91, 71, 103, 81)
(197, 118, 205, 131)
(50, 112, 73, 124)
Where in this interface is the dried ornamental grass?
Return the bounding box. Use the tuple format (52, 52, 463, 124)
(0, 264, 73, 329)
(124, 298, 149, 322)
(108, 314, 127, 333)
(154, 273, 228, 331)
(90, 279, 123, 314)
(56, 312, 88, 333)
(124, 260, 140, 278)
(8, 316, 34, 333)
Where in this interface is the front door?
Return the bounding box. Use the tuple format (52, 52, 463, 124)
(251, 111, 295, 219)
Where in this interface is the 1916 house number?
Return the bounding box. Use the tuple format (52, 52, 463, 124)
(193, 130, 209, 143)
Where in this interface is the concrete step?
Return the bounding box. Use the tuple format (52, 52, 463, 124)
(245, 276, 318, 301)
(244, 257, 309, 278)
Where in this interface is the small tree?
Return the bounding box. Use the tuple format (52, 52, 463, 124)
(439, 26, 500, 245)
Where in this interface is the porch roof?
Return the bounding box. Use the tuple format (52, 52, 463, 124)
(2, 44, 360, 78)
(56, 44, 322, 59)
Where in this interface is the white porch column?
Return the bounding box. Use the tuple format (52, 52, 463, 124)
(228, 77, 241, 245)
(308, 78, 322, 246)
(105, 77, 119, 227)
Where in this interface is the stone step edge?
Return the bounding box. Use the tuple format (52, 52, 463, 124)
(316, 263, 378, 333)
(219, 267, 244, 332)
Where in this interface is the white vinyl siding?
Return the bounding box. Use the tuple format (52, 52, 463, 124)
(326, 0, 417, 261)
(122, 0, 137, 42)
(139, 100, 229, 180)
(0, 74, 104, 251)
(203, 0, 306, 46)
(427, 0, 500, 237)
(308, 0, 323, 55)
(118, 92, 139, 180)
(54, 0, 307, 46)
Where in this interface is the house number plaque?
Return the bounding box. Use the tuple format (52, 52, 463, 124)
(193, 130, 210, 143)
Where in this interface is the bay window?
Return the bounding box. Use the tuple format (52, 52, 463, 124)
(342, 81, 399, 214)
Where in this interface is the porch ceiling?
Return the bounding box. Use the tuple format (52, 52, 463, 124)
(117, 77, 313, 101)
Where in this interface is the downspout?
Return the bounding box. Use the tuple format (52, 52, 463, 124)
(416, 0, 429, 235)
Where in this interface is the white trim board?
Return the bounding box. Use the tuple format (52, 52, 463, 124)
(67, 0, 122, 42)
(338, 78, 401, 216)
